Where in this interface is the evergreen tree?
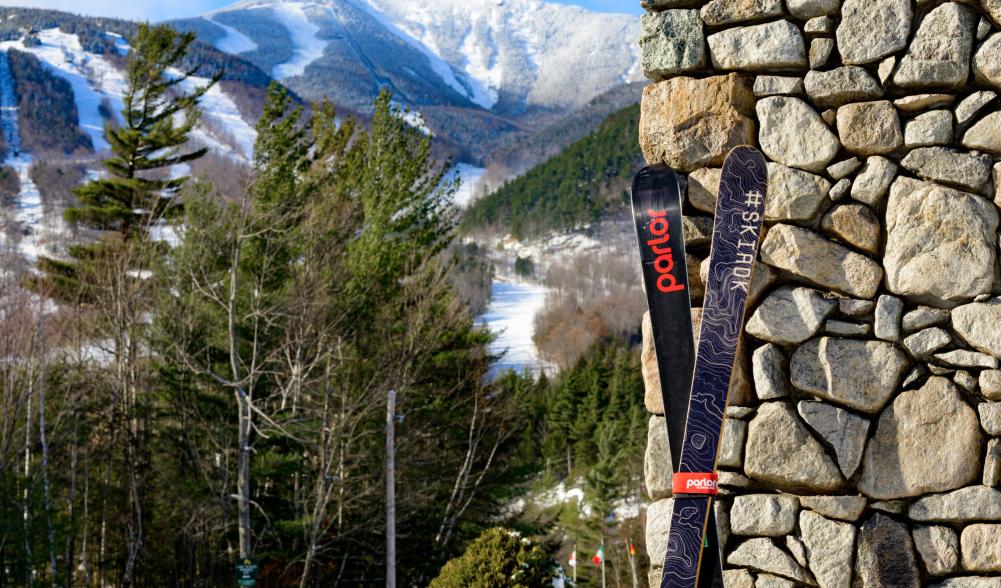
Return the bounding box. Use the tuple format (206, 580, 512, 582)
(33, 23, 218, 300)
(340, 90, 457, 326)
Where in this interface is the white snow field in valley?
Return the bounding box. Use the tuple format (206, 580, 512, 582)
(451, 163, 487, 208)
(477, 278, 550, 377)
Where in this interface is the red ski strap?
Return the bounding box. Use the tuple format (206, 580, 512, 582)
(673, 472, 718, 496)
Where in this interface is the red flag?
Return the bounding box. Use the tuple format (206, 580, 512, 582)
(629, 542, 636, 557)
(592, 545, 604, 565)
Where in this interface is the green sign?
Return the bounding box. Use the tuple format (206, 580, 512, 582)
(235, 558, 258, 587)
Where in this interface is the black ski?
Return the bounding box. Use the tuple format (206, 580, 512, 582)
(631, 166, 693, 469)
(661, 147, 768, 588)
(630, 166, 722, 588)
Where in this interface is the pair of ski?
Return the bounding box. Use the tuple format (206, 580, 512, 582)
(631, 147, 768, 588)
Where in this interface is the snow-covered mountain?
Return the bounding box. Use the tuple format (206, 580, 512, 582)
(0, 3, 640, 269)
(174, 0, 642, 119)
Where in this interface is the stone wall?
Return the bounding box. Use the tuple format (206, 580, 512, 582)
(639, 1, 1001, 587)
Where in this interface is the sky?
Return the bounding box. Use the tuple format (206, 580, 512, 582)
(0, 0, 642, 22)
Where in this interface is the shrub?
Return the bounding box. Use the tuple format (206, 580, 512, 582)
(0, 165, 20, 201)
(514, 256, 535, 278)
(430, 528, 558, 588)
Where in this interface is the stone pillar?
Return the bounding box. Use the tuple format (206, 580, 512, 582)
(640, 1, 1001, 586)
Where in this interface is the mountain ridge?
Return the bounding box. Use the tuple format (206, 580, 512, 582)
(170, 0, 641, 161)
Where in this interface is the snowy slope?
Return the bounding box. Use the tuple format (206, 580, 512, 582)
(262, 2, 327, 80)
(0, 49, 64, 262)
(0, 29, 257, 161)
(361, 0, 641, 111)
(0, 26, 260, 266)
(451, 163, 486, 208)
(0, 29, 127, 153)
(205, 15, 258, 54)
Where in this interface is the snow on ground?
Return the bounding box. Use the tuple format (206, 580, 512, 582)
(538, 482, 586, 511)
(362, 0, 503, 108)
(149, 222, 182, 248)
(477, 277, 551, 377)
(174, 71, 257, 160)
(351, 0, 489, 108)
(494, 231, 603, 279)
(267, 2, 328, 80)
(2, 29, 255, 162)
(0, 49, 64, 262)
(0, 28, 128, 153)
(451, 163, 485, 208)
(0, 155, 58, 263)
(515, 480, 642, 521)
(457, 19, 503, 109)
(205, 15, 258, 54)
(0, 29, 255, 267)
(104, 31, 130, 56)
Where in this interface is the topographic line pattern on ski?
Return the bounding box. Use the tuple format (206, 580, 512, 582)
(661, 146, 767, 588)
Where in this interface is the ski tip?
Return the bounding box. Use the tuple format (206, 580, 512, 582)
(724, 145, 766, 162)
(727, 144, 761, 154)
(722, 145, 767, 176)
(633, 165, 679, 194)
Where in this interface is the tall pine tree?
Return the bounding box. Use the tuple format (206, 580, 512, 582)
(33, 23, 218, 301)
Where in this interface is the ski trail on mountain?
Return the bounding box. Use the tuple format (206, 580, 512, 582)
(205, 15, 258, 54)
(0, 49, 20, 157)
(0, 29, 128, 153)
(347, 0, 477, 106)
(0, 50, 53, 263)
(268, 2, 327, 79)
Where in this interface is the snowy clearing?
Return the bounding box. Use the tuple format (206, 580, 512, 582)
(205, 15, 258, 54)
(477, 278, 550, 377)
(173, 70, 257, 160)
(1, 155, 57, 263)
(507, 480, 643, 521)
(265, 2, 327, 80)
(0, 50, 64, 262)
(4, 29, 255, 161)
(352, 0, 490, 108)
(104, 31, 130, 56)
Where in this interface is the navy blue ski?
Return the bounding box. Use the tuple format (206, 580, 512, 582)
(661, 147, 768, 588)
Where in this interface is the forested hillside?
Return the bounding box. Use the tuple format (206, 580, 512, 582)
(486, 82, 643, 178)
(8, 49, 92, 155)
(463, 103, 643, 238)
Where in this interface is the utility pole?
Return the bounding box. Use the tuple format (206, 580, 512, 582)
(386, 389, 397, 588)
(601, 537, 606, 588)
(573, 543, 577, 587)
